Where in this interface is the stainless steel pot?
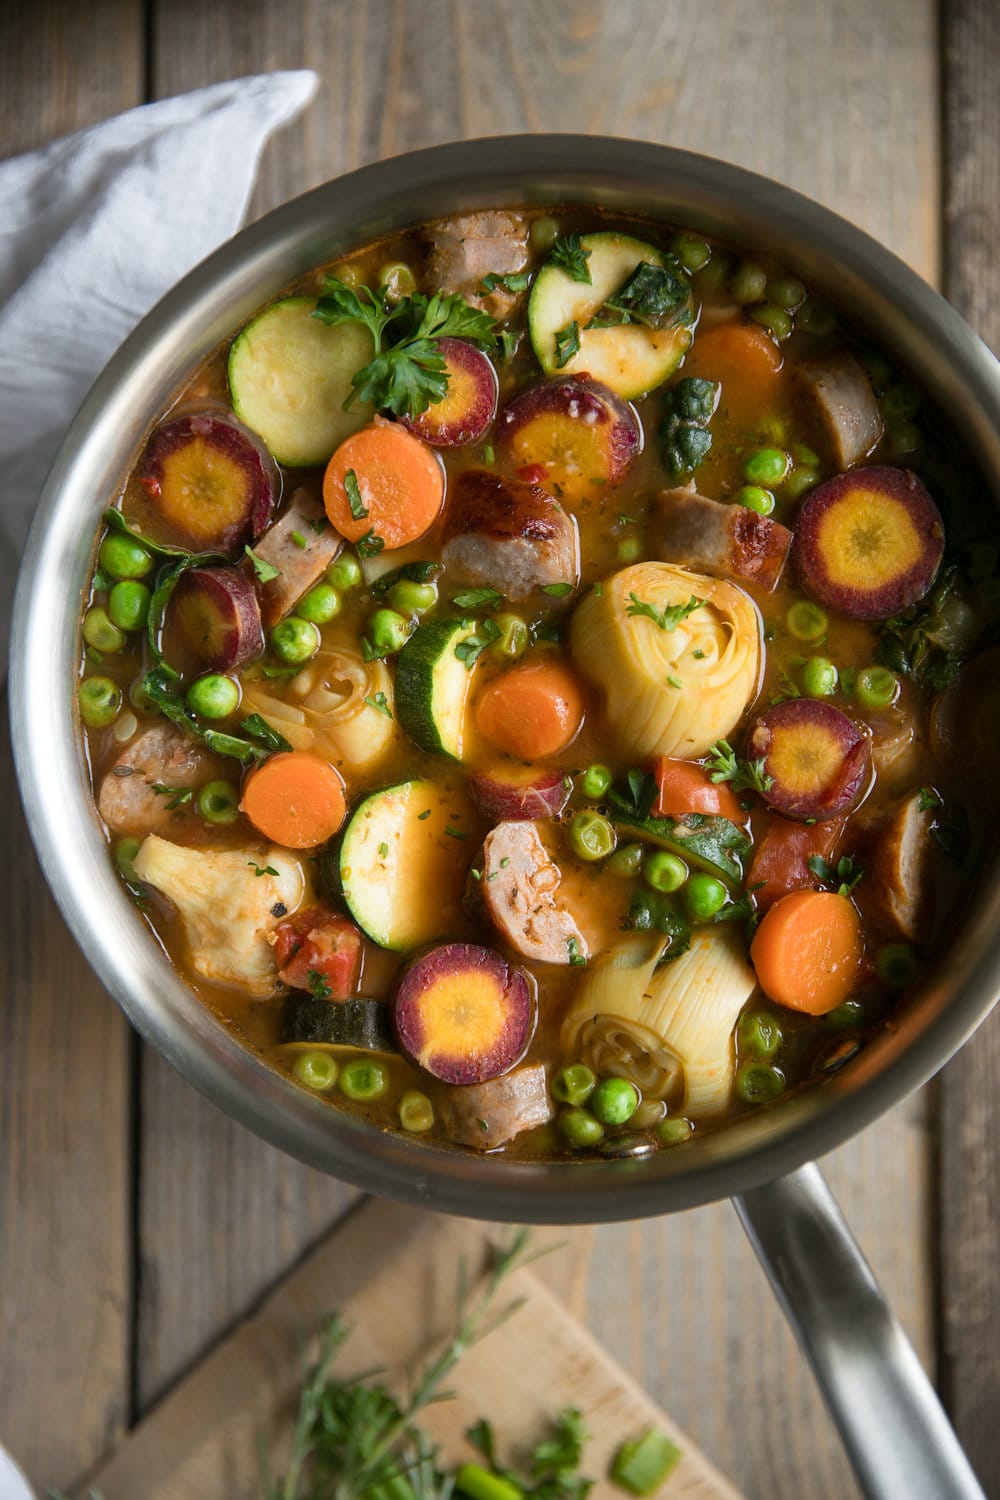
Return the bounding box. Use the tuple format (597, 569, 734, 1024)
(10, 137, 999, 1499)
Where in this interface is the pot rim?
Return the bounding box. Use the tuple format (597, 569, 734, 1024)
(10, 134, 1000, 1223)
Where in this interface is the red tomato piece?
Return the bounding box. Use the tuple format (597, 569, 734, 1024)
(745, 815, 844, 911)
(272, 905, 363, 999)
(653, 756, 744, 823)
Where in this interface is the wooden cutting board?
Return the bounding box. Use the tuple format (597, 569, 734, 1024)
(80, 1199, 744, 1500)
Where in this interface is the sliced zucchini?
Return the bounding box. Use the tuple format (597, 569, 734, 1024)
(528, 232, 693, 400)
(340, 778, 476, 950)
(228, 296, 374, 467)
(281, 993, 396, 1052)
(394, 616, 480, 758)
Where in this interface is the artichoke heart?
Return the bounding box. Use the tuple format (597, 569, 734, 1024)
(560, 926, 757, 1116)
(241, 646, 396, 771)
(570, 561, 762, 759)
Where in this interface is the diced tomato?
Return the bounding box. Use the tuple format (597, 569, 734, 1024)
(653, 756, 744, 824)
(745, 815, 844, 911)
(272, 904, 363, 998)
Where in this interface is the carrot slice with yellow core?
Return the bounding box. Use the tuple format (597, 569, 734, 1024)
(323, 421, 445, 549)
(240, 751, 347, 848)
(748, 700, 869, 822)
(750, 889, 864, 1015)
(393, 943, 535, 1085)
(497, 377, 640, 503)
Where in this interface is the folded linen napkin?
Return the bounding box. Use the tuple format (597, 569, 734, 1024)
(0, 70, 319, 674)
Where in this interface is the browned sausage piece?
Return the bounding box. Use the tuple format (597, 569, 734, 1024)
(795, 350, 884, 470)
(98, 723, 215, 836)
(481, 820, 588, 965)
(425, 210, 530, 319)
(437, 1063, 554, 1149)
(654, 484, 792, 591)
(247, 487, 342, 625)
(442, 469, 580, 600)
(856, 791, 934, 942)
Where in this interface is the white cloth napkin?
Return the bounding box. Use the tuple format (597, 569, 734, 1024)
(0, 70, 319, 673)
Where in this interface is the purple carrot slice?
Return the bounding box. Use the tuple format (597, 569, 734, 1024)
(139, 412, 276, 552)
(165, 565, 264, 672)
(792, 465, 944, 620)
(748, 699, 871, 822)
(392, 942, 535, 1086)
(469, 766, 572, 823)
(496, 376, 641, 502)
(400, 338, 498, 447)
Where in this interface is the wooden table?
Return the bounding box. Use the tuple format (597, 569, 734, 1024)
(1, 3, 997, 1496)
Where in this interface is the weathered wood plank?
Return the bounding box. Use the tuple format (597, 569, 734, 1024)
(0, 3, 142, 1488)
(939, 2, 1000, 1491)
(142, 6, 940, 1499)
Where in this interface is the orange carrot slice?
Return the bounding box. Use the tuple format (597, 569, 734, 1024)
(653, 756, 744, 823)
(323, 421, 444, 550)
(683, 321, 784, 428)
(240, 751, 347, 849)
(475, 657, 586, 760)
(749, 889, 864, 1015)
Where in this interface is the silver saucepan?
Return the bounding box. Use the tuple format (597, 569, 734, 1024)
(10, 137, 999, 1500)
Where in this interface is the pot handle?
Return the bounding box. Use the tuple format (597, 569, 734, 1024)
(733, 1162, 985, 1500)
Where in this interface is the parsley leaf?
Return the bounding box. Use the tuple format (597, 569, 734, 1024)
(549, 232, 592, 284)
(244, 545, 280, 583)
(150, 783, 193, 810)
(807, 854, 864, 896)
(554, 320, 581, 368)
(706, 739, 774, 795)
(356, 529, 385, 559)
(344, 468, 368, 520)
(567, 937, 587, 967)
(479, 269, 532, 294)
(626, 592, 702, 631)
(452, 587, 503, 610)
(918, 786, 943, 812)
(594, 261, 691, 331)
(874, 566, 967, 693)
(248, 861, 279, 878)
(240, 714, 293, 754)
(307, 969, 332, 999)
(455, 618, 502, 669)
(542, 581, 574, 598)
(364, 691, 394, 719)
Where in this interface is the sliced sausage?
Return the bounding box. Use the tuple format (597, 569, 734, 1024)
(480, 820, 588, 965)
(654, 484, 792, 591)
(442, 469, 580, 600)
(795, 350, 884, 470)
(437, 1063, 554, 1150)
(425, 210, 530, 319)
(855, 792, 934, 941)
(247, 487, 342, 625)
(98, 723, 215, 836)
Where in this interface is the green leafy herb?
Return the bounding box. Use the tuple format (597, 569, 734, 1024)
(626, 593, 702, 632)
(918, 786, 943, 812)
(497, 330, 519, 362)
(874, 566, 966, 692)
(593, 262, 690, 331)
(706, 739, 774, 796)
(455, 618, 502, 669)
(480, 269, 532, 294)
(466, 1406, 592, 1500)
(344, 468, 368, 520)
(554, 320, 581, 369)
(418, 809, 432, 820)
(444, 824, 466, 840)
(142, 666, 272, 767)
(453, 587, 504, 610)
(356, 529, 385, 559)
(150, 783, 193, 810)
(102, 506, 191, 560)
(549, 233, 592, 284)
(249, 861, 280, 878)
(364, 691, 393, 719)
(567, 937, 587, 967)
(666, 674, 682, 690)
(659, 377, 719, 478)
(241, 714, 294, 754)
(307, 969, 332, 999)
(371, 559, 443, 596)
(807, 854, 864, 897)
(482, 443, 496, 465)
(542, 582, 575, 598)
(624, 888, 691, 961)
(377, 842, 389, 860)
(245, 545, 281, 584)
(291, 530, 309, 550)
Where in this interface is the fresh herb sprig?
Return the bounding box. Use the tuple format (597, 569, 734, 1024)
(706, 739, 774, 796)
(807, 854, 864, 897)
(548, 233, 591, 284)
(626, 593, 702, 632)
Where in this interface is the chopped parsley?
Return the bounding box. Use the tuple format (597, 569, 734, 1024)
(249, 861, 279, 878)
(542, 581, 574, 598)
(626, 592, 702, 631)
(417, 809, 432, 820)
(444, 824, 466, 840)
(549, 232, 592, 284)
(706, 739, 774, 796)
(455, 617, 502, 669)
(150, 783, 193, 810)
(553, 319, 581, 369)
(240, 714, 293, 754)
(592, 261, 690, 331)
(482, 442, 495, 465)
(567, 937, 587, 967)
(666, 674, 683, 689)
(479, 268, 532, 294)
(356, 529, 385, 559)
(807, 854, 864, 896)
(363, 691, 393, 718)
(918, 786, 943, 812)
(244, 545, 280, 583)
(344, 468, 368, 520)
(453, 587, 503, 610)
(290, 530, 308, 550)
(377, 841, 389, 860)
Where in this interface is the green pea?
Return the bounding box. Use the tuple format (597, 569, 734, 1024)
(617, 536, 643, 564)
(889, 422, 921, 456)
(766, 276, 806, 309)
(271, 615, 321, 664)
(590, 1076, 639, 1125)
(580, 764, 613, 800)
(327, 552, 363, 591)
(83, 606, 125, 654)
(644, 850, 688, 894)
(379, 260, 417, 303)
(736, 1063, 785, 1104)
(399, 1089, 434, 1133)
(782, 466, 821, 502)
(114, 836, 141, 884)
(877, 943, 920, 990)
(333, 261, 364, 290)
(339, 1058, 388, 1101)
(743, 446, 790, 487)
(739, 485, 775, 516)
(855, 665, 898, 711)
(557, 1107, 605, 1149)
(493, 612, 530, 661)
(792, 442, 821, 467)
(796, 298, 836, 335)
(826, 999, 866, 1031)
(389, 578, 438, 615)
(758, 412, 788, 446)
(569, 810, 616, 863)
(530, 215, 560, 251)
(802, 655, 838, 699)
(731, 262, 768, 304)
(552, 1063, 597, 1107)
(693, 253, 732, 293)
(292, 1051, 338, 1092)
(682, 873, 727, 922)
(296, 583, 342, 624)
(369, 607, 413, 656)
(79, 675, 122, 728)
(186, 674, 240, 720)
(107, 579, 151, 632)
(738, 1009, 783, 1058)
(786, 600, 828, 641)
(750, 303, 793, 340)
(129, 673, 160, 715)
(607, 842, 644, 879)
(98, 531, 154, 580)
(671, 232, 711, 271)
(881, 383, 921, 424)
(656, 1116, 693, 1146)
(196, 779, 241, 825)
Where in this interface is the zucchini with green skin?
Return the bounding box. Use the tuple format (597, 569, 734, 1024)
(394, 617, 481, 758)
(610, 809, 750, 890)
(528, 232, 693, 400)
(228, 297, 375, 467)
(281, 994, 396, 1052)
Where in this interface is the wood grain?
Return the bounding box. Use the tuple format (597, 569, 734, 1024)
(138, 7, 940, 1500)
(939, 2, 1000, 1491)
